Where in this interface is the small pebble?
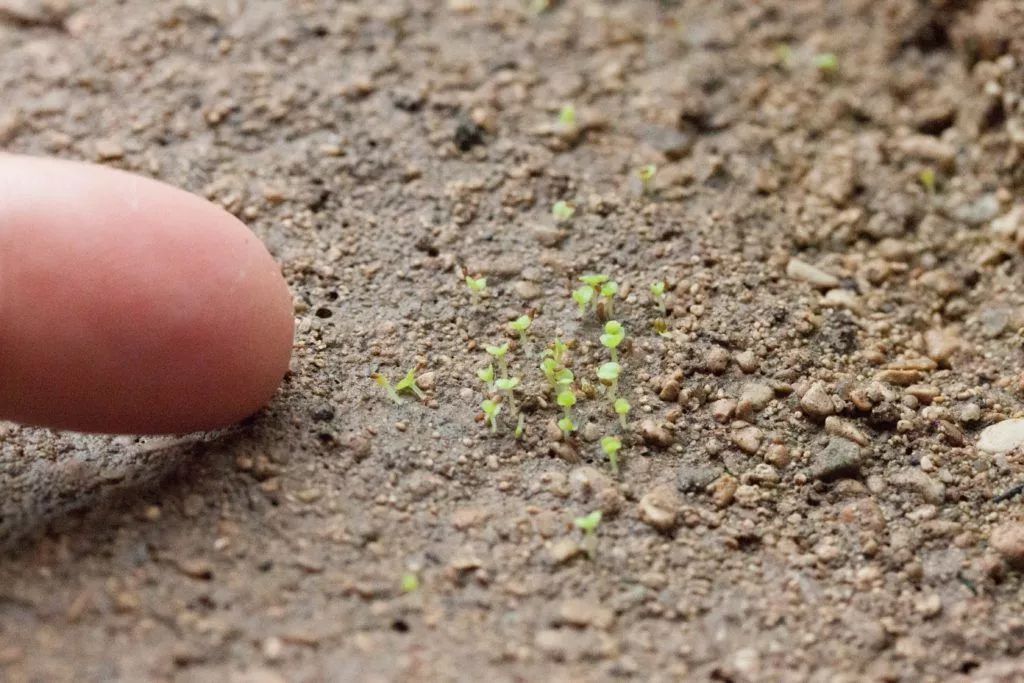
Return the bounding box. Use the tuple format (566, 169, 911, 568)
(990, 522, 1024, 568)
(978, 419, 1024, 454)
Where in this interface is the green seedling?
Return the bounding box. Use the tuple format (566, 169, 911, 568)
(637, 164, 657, 195)
(465, 275, 487, 303)
(653, 319, 671, 337)
(600, 436, 622, 475)
(558, 103, 576, 128)
(579, 273, 609, 289)
(552, 200, 575, 223)
(598, 280, 619, 319)
(495, 376, 520, 413)
(372, 372, 402, 405)
(477, 364, 495, 391)
(486, 342, 510, 378)
(395, 369, 425, 400)
(574, 510, 602, 558)
(509, 314, 532, 348)
(600, 320, 625, 362)
(400, 572, 420, 593)
(557, 389, 577, 438)
(813, 52, 839, 74)
(919, 168, 937, 195)
(481, 399, 501, 433)
(614, 397, 631, 429)
(774, 43, 794, 69)
(515, 413, 525, 439)
(548, 337, 568, 365)
(596, 361, 621, 399)
(572, 286, 594, 315)
(650, 281, 667, 315)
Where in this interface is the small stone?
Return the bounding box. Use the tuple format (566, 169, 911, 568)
(914, 593, 942, 618)
(639, 420, 673, 449)
(978, 419, 1024, 454)
(452, 506, 490, 530)
(549, 538, 582, 564)
(924, 328, 960, 364)
(532, 225, 566, 247)
(262, 636, 284, 662)
(175, 558, 214, 580)
(953, 193, 1000, 227)
(677, 465, 722, 493)
(556, 598, 615, 630)
(416, 371, 435, 390)
(731, 425, 762, 454)
(958, 403, 982, 424)
(765, 443, 791, 468)
(94, 138, 125, 161)
(735, 350, 759, 373)
(640, 124, 693, 160)
(705, 347, 730, 374)
(658, 376, 681, 402)
(733, 484, 760, 507)
(709, 473, 738, 508)
(514, 281, 542, 300)
(990, 523, 1024, 568)
(980, 306, 1011, 338)
(809, 438, 862, 481)
(453, 117, 485, 151)
(786, 258, 840, 289)
(874, 369, 922, 386)
(897, 135, 956, 169)
(800, 381, 835, 420)
(311, 403, 335, 421)
(824, 416, 869, 446)
(639, 484, 682, 532)
(710, 398, 737, 423)
(892, 468, 945, 504)
(736, 383, 773, 418)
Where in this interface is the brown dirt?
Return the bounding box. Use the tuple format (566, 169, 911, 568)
(3, 0, 1024, 680)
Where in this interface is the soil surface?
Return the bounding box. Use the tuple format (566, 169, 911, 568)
(3, 0, 1024, 681)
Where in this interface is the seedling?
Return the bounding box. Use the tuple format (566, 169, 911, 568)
(919, 168, 937, 195)
(481, 399, 501, 433)
(486, 342, 510, 378)
(395, 368, 426, 400)
(547, 338, 568, 365)
(614, 397, 631, 429)
(653, 319, 671, 337)
(600, 436, 622, 475)
(598, 280, 619, 319)
(372, 372, 402, 405)
(552, 200, 575, 223)
(572, 286, 594, 315)
(813, 52, 839, 74)
(465, 275, 487, 303)
(558, 104, 576, 129)
(650, 281, 667, 315)
(579, 274, 609, 289)
(477, 364, 495, 391)
(637, 164, 657, 195)
(774, 43, 794, 69)
(400, 572, 420, 593)
(495, 376, 520, 413)
(515, 413, 525, 439)
(509, 314, 532, 348)
(596, 361, 621, 399)
(600, 320, 625, 362)
(557, 389, 577, 438)
(574, 509, 602, 558)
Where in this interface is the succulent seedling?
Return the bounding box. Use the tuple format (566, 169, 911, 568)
(495, 376, 520, 413)
(372, 372, 403, 405)
(650, 281, 667, 315)
(395, 368, 426, 400)
(477, 364, 495, 391)
(481, 399, 501, 433)
(486, 342, 510, 378)
(614, 397, 631, 429)
(558, 104, 576, 129)
(574, 510, 602, 558)
(579, 274, 609, 290)
(600, 320, 625, 362)
(509, 314, 532, 349)
(552, 200, 575, 223)
(600, 436, 622, 475)
(556, 389, 577, 438)
(572, 286, 594, 316)
(596, 361, 621, 399)
(400, 572, 420, 593)
(637, 164, 657, 195)
(813, 52, 839, 74)
(465, 275, 487, 303)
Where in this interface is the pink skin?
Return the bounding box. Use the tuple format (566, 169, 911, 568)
(0, 155, 294, 434)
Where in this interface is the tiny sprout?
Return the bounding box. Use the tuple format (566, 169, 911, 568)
(579, 273, 609, 289)
(515, 413, 525, 439)
(481, 399, 501, 433)
(614, 397, 631, 429)
(558, 103, 576, 128)
(400, 572, 420, 593)
(600, 320, 625, 362)
(598, 280, 619, 318)
(395, 369, 426, 400)
(510, 314, 532, 348)
(486, 342, 510, 377)
(465, 275, 487, 302)
(574, 510, 601, 558)
(477, 364, 495, 391)
(774, 43, 794, 69)
(813, 52, 839, 74)
(653, 319, 670, 337)
(572, 286, 594, 316)
(495, 376, 521, 413)
(919, 168, 937, 195)
(372, 372, 403, 405)
(557, 416, 576, 437)
(552, 200, 575, 222)
(650, 281, 667, 315)
(597, 361, 621, 399)
(637, 164, 657, 195)
(550, 338, 568, 365)
(557, 389, 577, 437)
(600, 436, 622, 475)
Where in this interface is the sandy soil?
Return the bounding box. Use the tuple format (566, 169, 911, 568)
(3, 0, 1024, 681)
